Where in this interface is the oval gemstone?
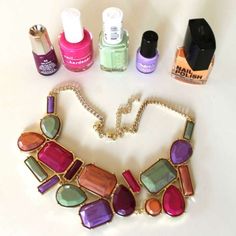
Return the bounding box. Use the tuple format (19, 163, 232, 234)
(79, 199, 113, 229)
(56, 184, 87, 207)
(112, 185, 136, 216)
(78, 164, 117, 198)
(17, 132, 46, 152)
(145, 198, 162, 216)
(170, 139, 193, 165)
(163, 185, 185, 217)
(40, 115, 60, 139)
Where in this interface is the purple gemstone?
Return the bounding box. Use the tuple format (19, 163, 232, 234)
(79, 199, 113, 229)
(170, 139, 193, 165)
(38, 175, 59, 194)
(47, 96, 55, 113)
(112, 185, 136, 216)
(64, 159, 83, 180)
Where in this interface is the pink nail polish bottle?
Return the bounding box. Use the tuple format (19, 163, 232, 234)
(59, 8, 94, 72)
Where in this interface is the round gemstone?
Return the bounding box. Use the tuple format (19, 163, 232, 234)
(17, 132, 46, 152)
(170, 139, 193, 165)
(163, 185, 185, 217)
(112, 185, 136, 216)
(145, 198, 162, 216)
(56, 184, 87, 207)
(40, 115, 60, 139)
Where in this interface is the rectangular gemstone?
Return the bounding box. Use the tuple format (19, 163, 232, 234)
(47, 96, 55, 114)
(38, 175, 60, 194)
(140, 159, 177, 193)
(38, 141, 73, 173)
(78, 164, 117, 198)
(79, 199, 113, 229)
(178, 165, 194, 196)
(24, 156, 48, 182)
(184, 120, 194, 140)
(122, 170, 141, 193)
(64, 159, 83, 180)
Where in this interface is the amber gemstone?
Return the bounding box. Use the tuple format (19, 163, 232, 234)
(17, 132, 46, 152)
(178, 165, 194, 196)
(145, 198, 162, 216)
(78, 164, 117, 198)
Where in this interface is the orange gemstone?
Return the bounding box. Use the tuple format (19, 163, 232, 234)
(17, 132, 46, 152)
(78, 164, 117, 198)
(145, 198, 162, 216)
(178, 165, 194, 196)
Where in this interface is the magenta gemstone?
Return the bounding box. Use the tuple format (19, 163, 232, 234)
(112, 185, 136, 216)
(170, 139, 193, 165)
(122, 170, 141, 193)
(38, 141, 73, 173)
(163, 185, 185, 217)
(79, 199, 113, 229)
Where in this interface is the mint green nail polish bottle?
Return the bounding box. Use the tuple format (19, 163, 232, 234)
(99, 7, 129, 72)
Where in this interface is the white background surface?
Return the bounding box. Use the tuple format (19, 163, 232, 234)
(0, 0, 236, 235)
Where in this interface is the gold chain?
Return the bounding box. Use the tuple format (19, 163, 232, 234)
(50, 82, 193, 141)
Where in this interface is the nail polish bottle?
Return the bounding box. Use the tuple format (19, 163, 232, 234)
(136, 31, 159, 74)
(29, 24, 59, 76)
(171, 18, 216, 84)
(99, 7, 129, 72)
(59, 8, 93, 72)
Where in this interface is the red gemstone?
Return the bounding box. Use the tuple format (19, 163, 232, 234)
(163, 185, 185, 217)
(122, 170, 141, 193)
(17, 132, 46, 152)
(38, 141, 73, 173)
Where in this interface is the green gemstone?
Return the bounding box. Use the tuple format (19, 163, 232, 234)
(140, 159, 177, 193)
(56, 184, 87, 207)
(24, 156, 48, 182)
(184, 120, 194, 140)
(40, 115, 60, 139)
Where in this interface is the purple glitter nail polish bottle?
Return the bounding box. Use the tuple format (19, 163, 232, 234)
(29, 24, 59, 76)
(136, 31, 159, 74)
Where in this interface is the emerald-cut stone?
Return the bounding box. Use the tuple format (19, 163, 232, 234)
(140, 159, 177, 193)
(40, 115, 60, 139)
(184, 120, 194, 140)
(24, 156, 48, 182)
(56, 184, 87, 207)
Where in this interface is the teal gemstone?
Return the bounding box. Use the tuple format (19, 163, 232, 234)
(24, 156, 48, 182)
(40, 115, 60, 139)
(140, 159, 177, 193)
(183, 120, 194, 140)
(56, 184, 87, 207)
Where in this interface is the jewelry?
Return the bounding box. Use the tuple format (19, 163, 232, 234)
(17, 82, 195, 229)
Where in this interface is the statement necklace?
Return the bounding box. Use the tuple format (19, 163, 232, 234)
(17, 82, 195, 229)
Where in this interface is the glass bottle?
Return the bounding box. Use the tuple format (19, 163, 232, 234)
(99, 7, 129, 72)
(171, 18, 216, 84)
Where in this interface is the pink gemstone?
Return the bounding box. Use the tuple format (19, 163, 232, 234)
(38, 141, 73, 173)
(163, 185, 185, 217)
(122, 170, 141, 193)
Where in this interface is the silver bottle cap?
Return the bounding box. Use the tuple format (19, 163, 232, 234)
(29, 24, 52, 55)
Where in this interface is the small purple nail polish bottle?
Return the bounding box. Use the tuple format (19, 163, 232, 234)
(29, 24, 59, 76)
(136, 31, 159, 74)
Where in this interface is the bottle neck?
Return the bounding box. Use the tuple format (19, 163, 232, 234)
(103, 22, 123, 45)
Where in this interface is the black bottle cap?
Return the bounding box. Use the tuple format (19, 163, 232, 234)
(140, 31, 158, 58)
(184, 18, 216, 71)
